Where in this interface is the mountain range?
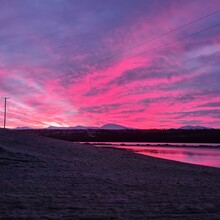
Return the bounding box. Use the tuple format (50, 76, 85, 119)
(46, 123, 129, 130)
(15, 124, 214, 130)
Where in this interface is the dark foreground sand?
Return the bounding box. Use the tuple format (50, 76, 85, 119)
(0, 129, 220, 220)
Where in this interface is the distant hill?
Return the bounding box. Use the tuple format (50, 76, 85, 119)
(100, 124, 129, 130)
(178, 125, 213, 130)
(47, 126, 72, 130)
(47, 125, 99, 130)
(47, 124, 128, 130)
(15, 127, 32, 130)
(72, 125, 99, 130)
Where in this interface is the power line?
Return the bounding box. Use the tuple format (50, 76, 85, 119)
(0, 100, 48, 126)
(116, 23, 220, 65)
(60, 9, 220, 80)
(6, 111, 49, 126)
(60, 22, 220, 85)
(8, 100, 76, 117)
(7, 102, 36, 117)
(6, 108, 69, 127)
(95, 9, 220, 64)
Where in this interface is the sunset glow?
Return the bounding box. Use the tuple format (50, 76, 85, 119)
(0, 0, 220, 129)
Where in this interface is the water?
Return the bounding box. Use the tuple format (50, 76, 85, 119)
(90, 142, 220, 168)
(88, 142, 220, 147)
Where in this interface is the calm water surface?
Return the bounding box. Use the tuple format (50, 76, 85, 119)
(92, 142, 220, 168)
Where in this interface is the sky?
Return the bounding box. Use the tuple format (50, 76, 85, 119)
(0, 0, 220, 129)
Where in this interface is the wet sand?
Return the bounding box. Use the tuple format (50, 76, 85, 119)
(0, 128, 220, 219)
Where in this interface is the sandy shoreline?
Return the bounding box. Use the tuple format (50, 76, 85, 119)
(0, 128, 220, 219)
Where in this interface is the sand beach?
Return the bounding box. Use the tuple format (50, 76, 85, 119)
(0, 128, 220, 219)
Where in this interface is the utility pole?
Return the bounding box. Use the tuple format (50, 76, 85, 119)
(1, 97, 10, 129)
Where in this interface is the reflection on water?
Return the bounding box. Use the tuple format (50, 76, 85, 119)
(92, 142, 220, 168)
(114, 146, 220, 168)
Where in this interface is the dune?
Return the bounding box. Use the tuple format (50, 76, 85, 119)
(0, 128, 220, 219)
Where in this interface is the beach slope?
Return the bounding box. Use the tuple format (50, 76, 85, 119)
(0, 128, 220, 219)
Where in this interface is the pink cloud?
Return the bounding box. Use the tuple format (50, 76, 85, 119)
(1, 0, 220, 128)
